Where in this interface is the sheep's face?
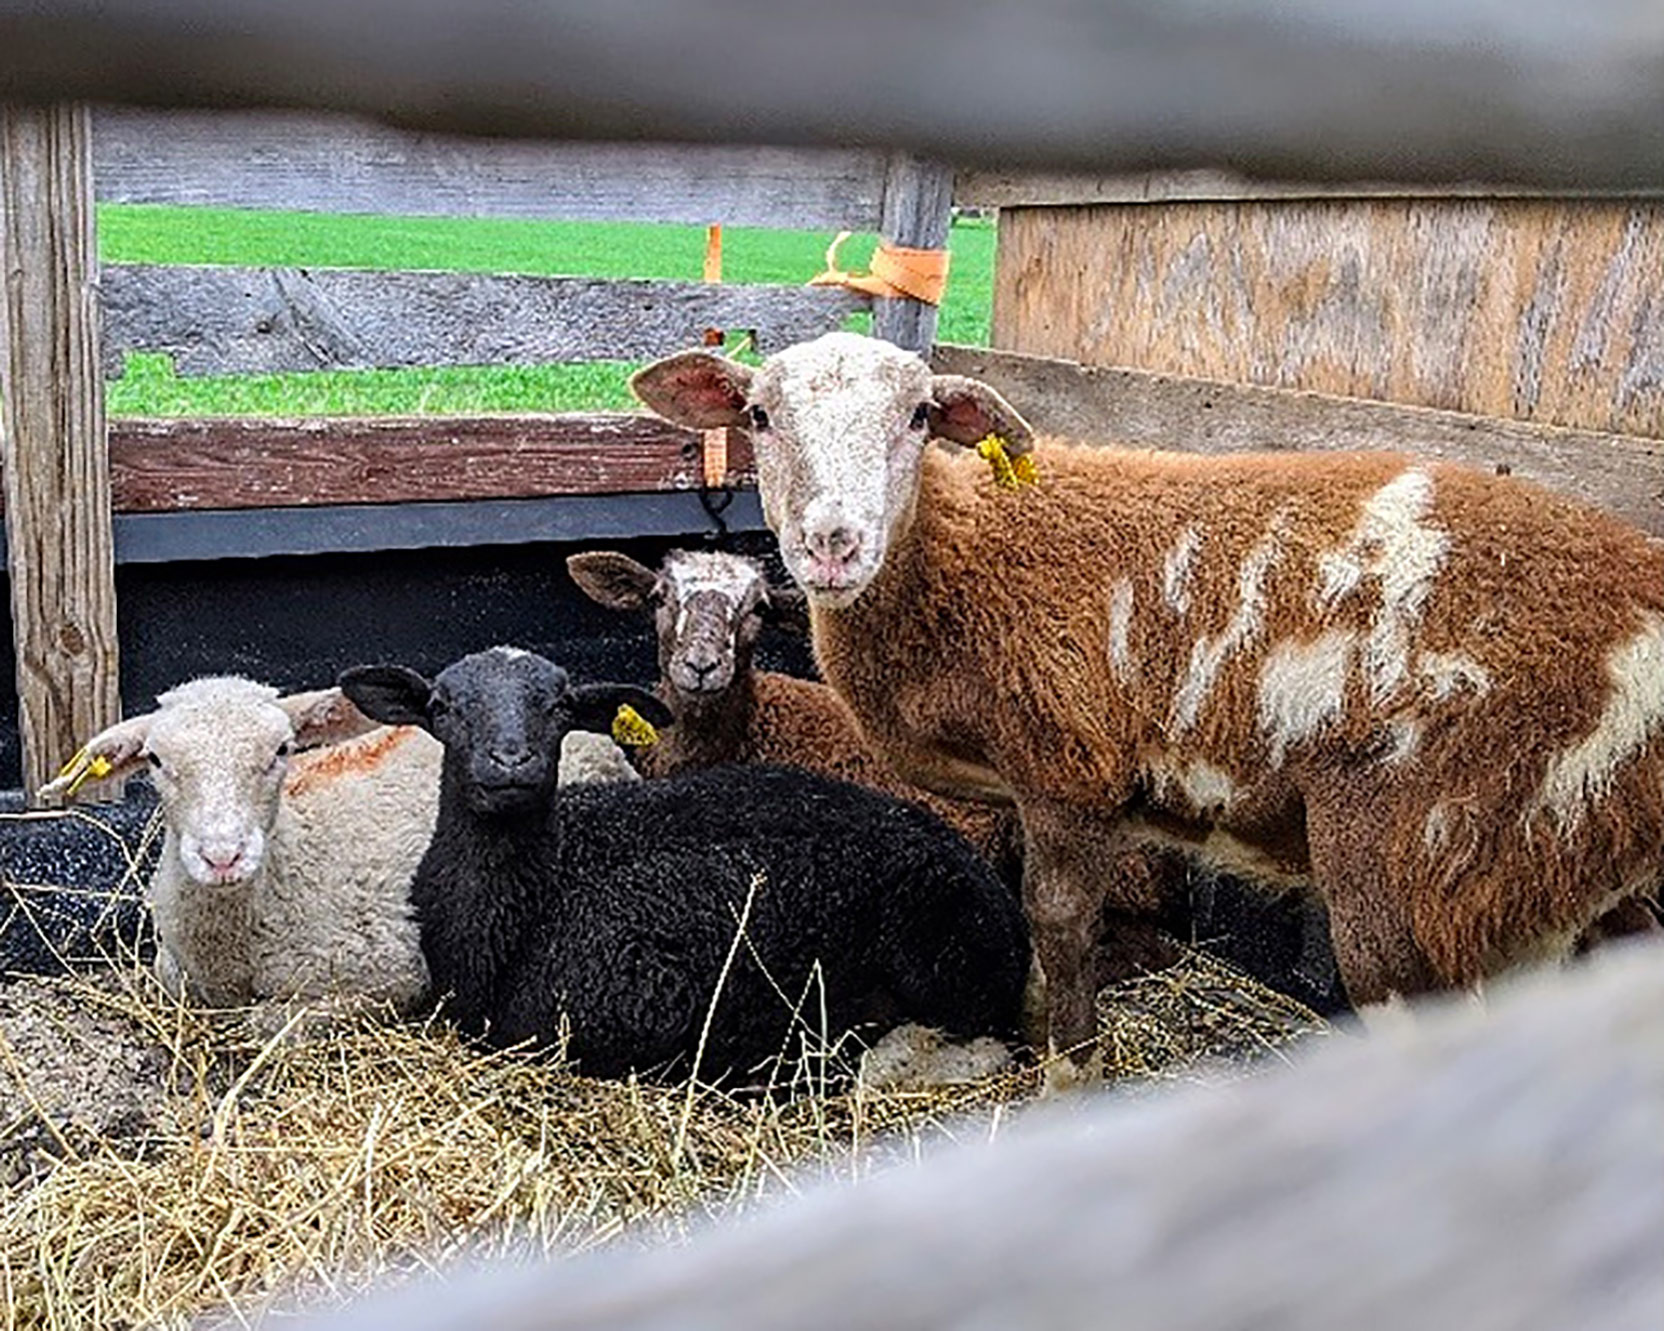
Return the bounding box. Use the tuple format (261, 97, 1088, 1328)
(340, 649, 670, 820)
(632, 333, 1033, 608)
(567, 548, 806, 701)
(144, 680, 293, 887)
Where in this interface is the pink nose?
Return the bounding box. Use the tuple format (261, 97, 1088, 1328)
(202, 846, 244, 874)
(805, 526, 861, 568)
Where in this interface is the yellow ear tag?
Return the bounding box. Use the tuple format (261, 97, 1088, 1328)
(63, 751, 114, 796)
(976, 434, 1038, 491)
(612, 705, 659, 748)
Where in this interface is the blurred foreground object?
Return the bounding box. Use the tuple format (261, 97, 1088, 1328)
(306, 940, 1664, 1331)
(3, 1, 1664, 186)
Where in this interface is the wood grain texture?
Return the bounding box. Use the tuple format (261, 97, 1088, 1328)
(93, 109, 889, 230)
(992, 199, 1664, 439)
(100, 264, 868, 376)
(954, 170, 1664, 209)
(871, 154, 954, 354)
(10, 3, 1664, 186)
(81, 415, 755, 512)
(931, 344, 1664, 539)
(0, 104, 122, 800)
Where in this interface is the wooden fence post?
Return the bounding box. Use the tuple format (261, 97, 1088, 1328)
(872, 154, 954, 354)
(0, 103, 121, 801)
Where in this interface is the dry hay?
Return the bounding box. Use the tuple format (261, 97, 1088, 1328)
(0, 806, 1328, 1330)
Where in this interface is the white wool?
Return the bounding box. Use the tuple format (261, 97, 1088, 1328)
(558, 731, 642, 786)
(140, 684, 439, 1009)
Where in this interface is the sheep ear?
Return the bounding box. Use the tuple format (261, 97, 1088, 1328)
(37, 714, 154, 802)
(564, 684, 673, 736)
(761, 583, 812, 637)
(338, 666, 434, 729)
(631, 351, 753, 430)
(927, 375, 1035, 453)
(279, 687, 381, 750)
(567, 551, 661, 613)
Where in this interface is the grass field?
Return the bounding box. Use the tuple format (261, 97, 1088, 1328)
(99, 206, 996, 418)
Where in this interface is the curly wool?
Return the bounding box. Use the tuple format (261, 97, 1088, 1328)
(417, 763, 1029, 1083)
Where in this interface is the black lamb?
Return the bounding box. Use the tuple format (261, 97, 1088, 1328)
(339, 647, 1030, 1084)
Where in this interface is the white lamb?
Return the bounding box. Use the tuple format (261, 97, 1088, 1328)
(43, 678, 436, 1008)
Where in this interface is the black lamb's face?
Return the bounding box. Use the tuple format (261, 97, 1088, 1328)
(341, 648, 671, 819)
(428, 648, 573, 816)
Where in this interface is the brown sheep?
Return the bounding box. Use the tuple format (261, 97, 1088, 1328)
(632, 331, 1664, 1084)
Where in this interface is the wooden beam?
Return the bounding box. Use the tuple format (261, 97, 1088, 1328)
(0, 103, 121, 801)
(94, 109, 889, 230)
(8, 3, 1664, 187)
(85, 414, 753, 512)
(954, 169, 1664, 209)
(100, 264, 868, 377)
(871, 155, 954, 354)
(930, 345, 1664, 540)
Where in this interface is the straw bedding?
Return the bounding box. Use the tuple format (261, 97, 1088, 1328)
(0, 809, 1327, 1331)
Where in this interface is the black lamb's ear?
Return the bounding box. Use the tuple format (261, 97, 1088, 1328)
(760, 583, 811, 637)
(338, 665, 435, 729)
(564, 683, 673, 735)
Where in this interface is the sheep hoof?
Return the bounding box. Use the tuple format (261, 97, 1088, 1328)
(1041, 1042, 1103, 1096)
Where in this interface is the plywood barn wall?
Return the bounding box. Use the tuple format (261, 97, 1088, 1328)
(992, 199, 1664, 439)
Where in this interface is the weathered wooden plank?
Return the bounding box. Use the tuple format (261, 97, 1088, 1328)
(94, 109, 889, 230)
(0, 104, 122, 802)
(931, 344, 1664, 540)
(871, 155, 954, 354)
(954, 169, 1664, 209)
(991, 199, 1664, 440)
(100, 264, 867, 376)
(10, 2, 1664, 186)
(84, 414, 754, 511)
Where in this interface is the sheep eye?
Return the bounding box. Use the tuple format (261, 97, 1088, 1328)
(748, 404, 770, 430)
(909, 402, 931, 430)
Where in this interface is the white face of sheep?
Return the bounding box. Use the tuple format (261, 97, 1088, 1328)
(632, 333, 1034, 607)
(142, 683, 295, 886)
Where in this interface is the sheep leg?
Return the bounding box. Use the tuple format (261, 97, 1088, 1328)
(1307, 801, 1441, 1008)
(1021, 804, 1128, 1089)
(1576, 895, 1662, 954)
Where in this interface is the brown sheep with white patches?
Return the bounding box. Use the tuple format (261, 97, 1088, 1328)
(633, 331, 1664, 1084)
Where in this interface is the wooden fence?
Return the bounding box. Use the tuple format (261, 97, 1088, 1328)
(0, 105, 954, 795)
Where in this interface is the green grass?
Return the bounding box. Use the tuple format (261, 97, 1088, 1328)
(99, 207, 994, 417)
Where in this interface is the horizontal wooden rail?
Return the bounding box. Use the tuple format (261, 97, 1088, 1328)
(0, 414, 751, 516)
(105, 414, 752, 511)
(94, 109, 890, 230)
(954, 170, 1664, 209)
(931, 345, 1664, 540)
(101, 264, 865, 376)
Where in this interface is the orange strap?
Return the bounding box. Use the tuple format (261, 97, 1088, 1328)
(809, 231, 950, 306)
(701, 224, 729, 489)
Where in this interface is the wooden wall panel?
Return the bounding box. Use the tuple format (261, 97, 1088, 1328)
(992, 200, 1664, 440)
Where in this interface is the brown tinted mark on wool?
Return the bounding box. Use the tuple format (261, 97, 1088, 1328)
(285, 726, 424, 798)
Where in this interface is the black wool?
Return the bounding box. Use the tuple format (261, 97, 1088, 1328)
(422, 765, 1029, 1082)
(342, 649, 1028, 1085)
